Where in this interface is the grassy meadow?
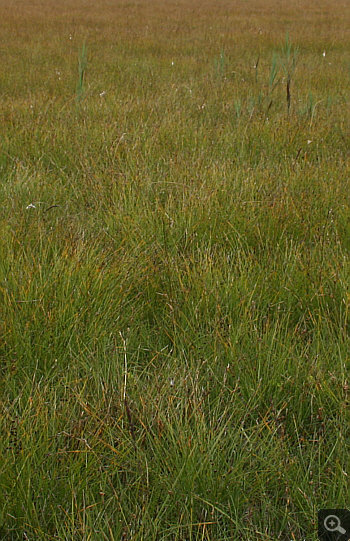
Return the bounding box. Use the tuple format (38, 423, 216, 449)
(1, 0, 350, 538)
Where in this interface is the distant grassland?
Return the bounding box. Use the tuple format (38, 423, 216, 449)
(1, 0, 350, 539)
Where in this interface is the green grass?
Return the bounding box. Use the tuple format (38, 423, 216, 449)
(1, 0, 350, 538)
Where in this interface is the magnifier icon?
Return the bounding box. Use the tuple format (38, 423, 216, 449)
(324, 514, 346, 535)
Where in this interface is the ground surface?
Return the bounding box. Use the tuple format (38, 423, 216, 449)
(1, 0, 350, 539)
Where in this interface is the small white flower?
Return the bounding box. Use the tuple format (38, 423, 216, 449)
(26, 203, 36, 209)
(99, 91, 106, 97)
(69, 34, 72, 40)
(322, 51, 326, 57)
(169, 378, 175, 387)
(307, 140, 312, 145)
(171, 61, 174, 66)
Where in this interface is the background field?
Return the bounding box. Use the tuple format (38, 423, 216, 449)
(1, 0, 350, 539)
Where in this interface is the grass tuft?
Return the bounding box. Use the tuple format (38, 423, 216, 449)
(1, 0, 350, 539)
